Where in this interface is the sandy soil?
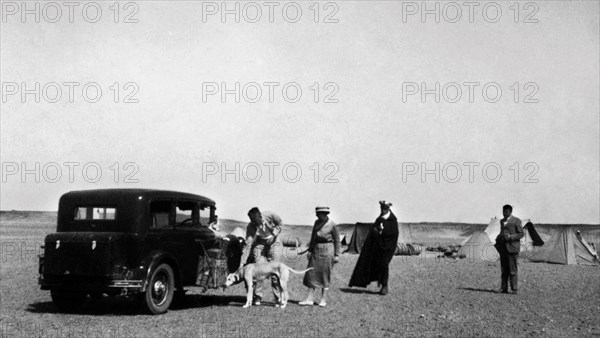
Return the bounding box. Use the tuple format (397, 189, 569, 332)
(1, 212, 599, 337)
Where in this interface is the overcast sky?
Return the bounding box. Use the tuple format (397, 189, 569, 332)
(1, 1, 598, 225)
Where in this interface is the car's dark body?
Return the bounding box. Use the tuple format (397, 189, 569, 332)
(39, 189, 224, 312)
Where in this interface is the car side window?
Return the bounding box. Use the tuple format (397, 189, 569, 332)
(199, 205, 212, 226)
(175, 200, 198, 227)
(176, 205, 192, 224)
(150, 200, 172, 229)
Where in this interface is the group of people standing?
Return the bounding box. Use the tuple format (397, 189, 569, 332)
(239, 202, 524, 307)
(240, 200, 400, 307)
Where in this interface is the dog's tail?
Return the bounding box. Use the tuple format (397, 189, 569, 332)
(287, 267, 314, 274)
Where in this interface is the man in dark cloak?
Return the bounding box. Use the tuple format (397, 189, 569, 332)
(348, 201, 399, 295)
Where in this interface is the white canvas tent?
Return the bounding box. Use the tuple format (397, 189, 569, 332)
(345, 222, 415, 254)
(457, 231, 499, 262)
(484, 217, 533, 245)
(483, 217, 545, 254)
(458, 217, 544, 262)
(399, 222, 415, 244)
(340, 233, 351, 245)
(528, 226, 599, 265)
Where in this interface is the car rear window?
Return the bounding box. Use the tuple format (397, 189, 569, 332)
(74, 207, 117, 220)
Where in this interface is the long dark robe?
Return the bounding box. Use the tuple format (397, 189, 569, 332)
(348, 212, 399, 287)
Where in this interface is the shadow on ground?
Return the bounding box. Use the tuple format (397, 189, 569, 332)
(27, 294, 247, 315)
(457, 287, 499, 294)
(339, 287, 380, 295)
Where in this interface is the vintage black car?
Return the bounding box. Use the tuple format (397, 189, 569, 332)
(39, 189, 241, 314)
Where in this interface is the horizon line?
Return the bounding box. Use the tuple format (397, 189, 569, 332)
(2, 209, 599, 227)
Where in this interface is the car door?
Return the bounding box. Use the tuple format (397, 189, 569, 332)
(146, 199, 192, 283)
(170, 199, 205, 284)
(147, 199, 216, 286)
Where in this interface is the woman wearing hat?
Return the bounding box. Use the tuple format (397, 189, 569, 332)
(299, 206, 340, 306)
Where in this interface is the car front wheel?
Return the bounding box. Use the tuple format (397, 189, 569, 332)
(141, 263, 174, 314)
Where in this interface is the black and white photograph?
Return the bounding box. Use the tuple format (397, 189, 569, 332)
(1, 0, 599, 336)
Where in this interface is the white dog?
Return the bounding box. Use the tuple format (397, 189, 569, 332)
(224, 261, 312, 308)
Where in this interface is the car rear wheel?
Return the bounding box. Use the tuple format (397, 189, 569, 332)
(141, 263, 174, 314)
(50, 289, 87, 312)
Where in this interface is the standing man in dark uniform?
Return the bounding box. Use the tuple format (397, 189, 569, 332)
(495, 204, 524, 294)
(349, 201, 399, 295)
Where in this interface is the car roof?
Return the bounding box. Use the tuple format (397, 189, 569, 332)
(61, 189, 215, 204)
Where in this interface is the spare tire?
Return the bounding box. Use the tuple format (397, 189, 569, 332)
(223, 235, 244, 273)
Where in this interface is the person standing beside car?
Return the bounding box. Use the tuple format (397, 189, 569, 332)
(299, 206, 340, 307)
(243, 207, 282, 305)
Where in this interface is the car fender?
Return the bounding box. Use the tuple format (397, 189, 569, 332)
(135, 250, 182, 292)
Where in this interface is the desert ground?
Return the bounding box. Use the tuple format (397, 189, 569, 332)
(1, 211, 599, 337)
